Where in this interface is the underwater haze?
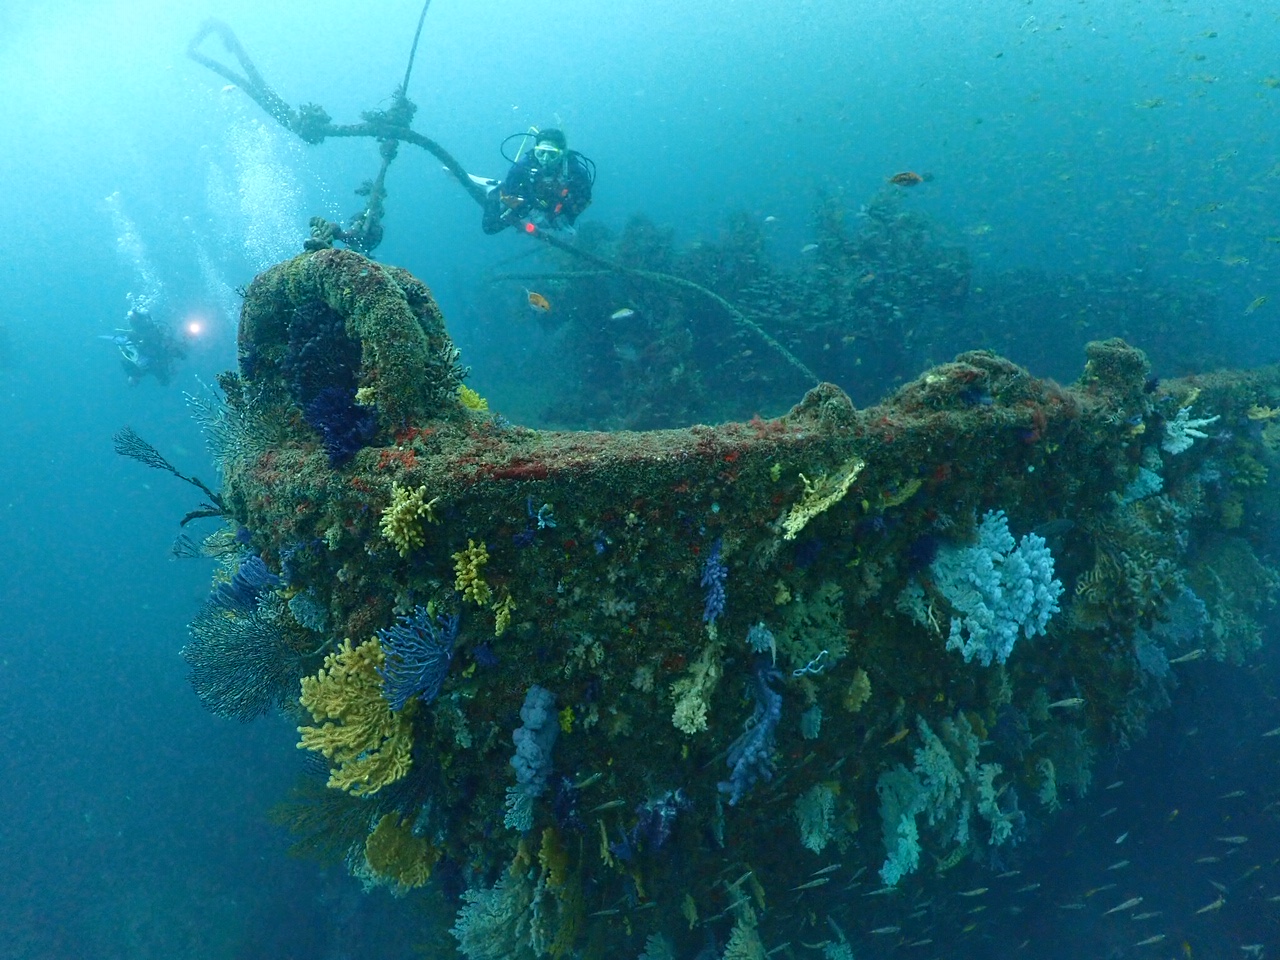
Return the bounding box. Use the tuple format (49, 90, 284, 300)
(1, 0, 1279, 958)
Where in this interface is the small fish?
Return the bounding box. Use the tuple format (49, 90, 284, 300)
(763, 216, 778, 223)
(888, 171, 928, 186)
(1215, 836, 1248, 845)
(1195, 856, 1221, 864)
(609, 307, 636, 321)
(958, 887, 989, 897)
(1217, 790, 1246, 799)
(906, 940, 933, 948)
(1105, 896, 1144, 916)
(1048, 697, 1086, 710)
(883, 727, 911, 746)
(1100, 806, 1119, 819)
(724, 870, 754, 891)
(869, 925, 901, 935)
(1168, 649, 1205, 664)
(996, 870, 1022, 879)
(1133, 935, 1167, 947)
(221, 83, 238, 93)
(790, 877, 830, 891)
(801, 243, 820, 254)
(1108, 860, 1131, 871)
(526, 289, 552, 313)
(1085, 884, 1117, 897)
(1131, 911, 1163, 920)
(1195, 895, 1224, 914)
(1262, 725, 1280, 737)
(1115, 831, 1130, 845)
(1244, 295, 1269, 315)
(1058, 902, 1087, 910)
(809, 863, 843, 876)
(1015, 883, 1042, 893)
(1105, 780, 1125, 790)
(588, 799, 627, 812)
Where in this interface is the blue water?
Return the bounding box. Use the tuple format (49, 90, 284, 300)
(1, 1, 1278, 956)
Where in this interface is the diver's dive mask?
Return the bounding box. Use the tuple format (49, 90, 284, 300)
(533, 143, 564, 167)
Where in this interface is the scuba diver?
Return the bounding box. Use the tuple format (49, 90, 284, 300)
(480, 128, 595, 236)
(101, 306, 186, 386)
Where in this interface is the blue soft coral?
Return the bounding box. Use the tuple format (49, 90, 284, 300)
(718, 662, 783, 805)
(932, 510, 1063, 666)
(701, 538, 728, 625)
(304, 386, 379, 467)
(284, 300, 378, 466)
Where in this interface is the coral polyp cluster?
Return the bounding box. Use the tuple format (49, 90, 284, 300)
(174, 248, 1280, 957)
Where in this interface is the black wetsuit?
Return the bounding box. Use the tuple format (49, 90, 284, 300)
(483, 152, 593, 234)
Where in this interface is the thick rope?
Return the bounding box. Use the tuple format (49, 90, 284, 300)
(400, 0, 433, 96)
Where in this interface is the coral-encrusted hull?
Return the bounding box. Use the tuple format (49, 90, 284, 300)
(187, 249, 1280, 954)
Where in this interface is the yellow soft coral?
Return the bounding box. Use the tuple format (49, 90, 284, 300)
(298, 637, 413, 796)
(379, 483, 440, 557)
(364, 813, 441, 892)
(492, 591, 516, 637)
(458, 384, 489, 412)
(670, 641, 722, 734)
(781, 455, 866, 540)
(842, 667, 872, 713)
(453, 539, 492, 606)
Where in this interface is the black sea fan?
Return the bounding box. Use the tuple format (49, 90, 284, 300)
(183, 604, 307, 722)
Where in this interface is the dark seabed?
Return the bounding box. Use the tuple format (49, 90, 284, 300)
(1, 1, 1278, 958)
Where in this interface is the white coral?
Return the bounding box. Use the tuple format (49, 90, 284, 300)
(1162, 406, 1219, 455)
(793, 783, 836, 853)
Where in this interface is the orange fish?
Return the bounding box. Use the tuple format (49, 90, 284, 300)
(888, 171, 930, 186)
(526, 290, 551, 313)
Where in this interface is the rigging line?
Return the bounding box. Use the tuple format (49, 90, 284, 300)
(400, 0, 434, 96)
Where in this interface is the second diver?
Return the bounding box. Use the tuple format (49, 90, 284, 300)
(480, 128, 594, 237)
